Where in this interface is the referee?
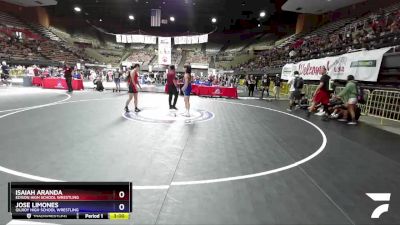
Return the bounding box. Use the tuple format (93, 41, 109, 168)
(64, 63, 73, 93)
(167, 65, 178, 110)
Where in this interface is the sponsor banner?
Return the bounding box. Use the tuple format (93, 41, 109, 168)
(199, 34, 208, 43)
(121, 35, 127, 43)
(281, 47, 391, 82)
(158, 37, 172, 65)
(116, 34, 121, 43)
(173, 35, 208, 45)
(144, 35, 157, 44)
(132, 35, 145, 43)
(191, 36, 199, 44)
(126, 35, 132, 43)
(117, 34, 208, 44)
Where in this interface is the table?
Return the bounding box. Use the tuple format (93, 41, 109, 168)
(32, 76, 43, 86)
(42, 78, 84, 90)
(191, 84, 238, 99)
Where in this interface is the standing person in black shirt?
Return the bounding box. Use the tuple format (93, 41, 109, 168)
(113, 68, 122, 92)
(274, 74, 282, 100)
(248, 75, 256, 97)
(1, 61, 11, 86)
(260, 75, 270, 99)
(64, 63, 73, 93)
(166, 65, 178, 110)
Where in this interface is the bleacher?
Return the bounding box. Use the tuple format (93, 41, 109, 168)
(29, 24, 93, 63)
(185, 51, 209, 65)
(171, 51, 182, 65)
(0, 32, 45, 61)
(275, 33, 302, 48)
(0, 11, 95, 65)
(29, 23, 61, 42)
(206, 43, 223, 55)
(231, 1, 400, 72)
(125, 49, 154, 65)
(0, 11, 28, 29)
(307, 17, 355, 38)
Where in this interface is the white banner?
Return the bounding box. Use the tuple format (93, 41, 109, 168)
(116, 34, 122, 43)
(117, 34, 208, 45)
(144, 35, 157, 44)
(191, 36, 199, 44)
(121, 35, 127, 43)
(174, 36, 180, 45)
(281, 47, 391, 82)
(132, 35, 145, 43)
(158, 37, 171, 65)
(186, 36, 192, 44)
(126, 35, 132, 43)
(199, 34, 208, 43)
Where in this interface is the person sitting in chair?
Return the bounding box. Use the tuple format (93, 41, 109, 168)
(94, 76, 104, 92)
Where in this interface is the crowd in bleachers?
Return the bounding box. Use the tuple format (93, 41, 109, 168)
(233, 2, 400, 72)
(36, 40, 82, 64)
(186, 51, 208, 64)
(0, 11, 94, 65)
(206, 43, 223, 55)
(0, 27, 45, 61)
(126, 49, 154, 64)
(171, 50, 182, 65)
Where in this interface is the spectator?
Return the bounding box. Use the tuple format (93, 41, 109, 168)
(63, 63, 73, 93)
(260, 75, 270, 99)
(248, 75, 256, 97)
(287, 71, 304, 111)
(336, 75, 358, 125)
(307, 67, 331, 119)
(274, 74, 282, 100)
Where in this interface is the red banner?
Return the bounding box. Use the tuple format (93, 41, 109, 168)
(42, 78, 84, 90)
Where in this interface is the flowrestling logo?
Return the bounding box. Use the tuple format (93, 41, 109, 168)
(366, 193, 391, 219)
(55, 78, 64, 89)
(213, 88, 221, 95)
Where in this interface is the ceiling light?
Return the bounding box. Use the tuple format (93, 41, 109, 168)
(99, 19, 102, 22)
(258, 24, 261, 27)
(170, 16, 175, 22)
(260, 11, 266, 18)
(129, 15, 134, 20)
(74, 7, 81, 12)
(211, 17, 217, 23)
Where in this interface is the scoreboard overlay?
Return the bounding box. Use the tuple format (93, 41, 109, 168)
(8, 182, 132, 220)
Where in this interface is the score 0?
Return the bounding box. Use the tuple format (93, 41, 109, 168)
(119, 191, 125, 199)
(118, 190, 126, 211)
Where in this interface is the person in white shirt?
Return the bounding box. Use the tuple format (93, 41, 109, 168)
(287, 71, 304, 111)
